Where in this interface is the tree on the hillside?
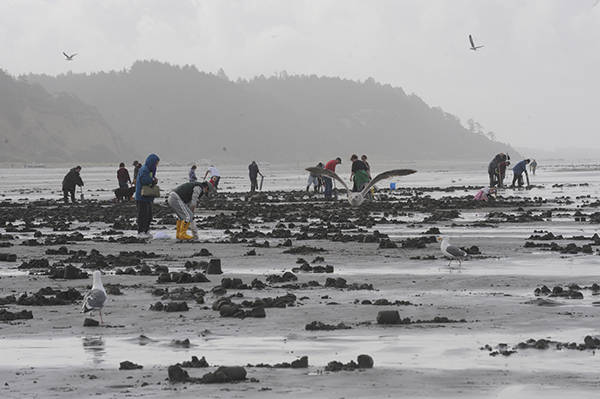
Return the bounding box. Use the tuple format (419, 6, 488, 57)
(467, 118, 475, 133)
(217, 68, 229, 81)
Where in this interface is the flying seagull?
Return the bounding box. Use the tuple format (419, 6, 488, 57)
(305, 167, 416, 207)
(63, 52, 77, 61)
(82, 270, 107, 324)
(468, 35, 484, 51)
(438, 236, 468, 267)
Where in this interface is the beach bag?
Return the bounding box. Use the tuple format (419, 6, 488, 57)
(141, 184, 161, 197)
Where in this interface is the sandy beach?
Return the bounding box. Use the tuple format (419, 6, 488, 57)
(1, 164, 600, 398)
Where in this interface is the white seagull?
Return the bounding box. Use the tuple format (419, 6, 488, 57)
(468, 35, 484, 51)
(305, 167, 416, 207)
(82, 270, 107, 324)
(438, 236, 468, 267)
(63, 52, 77, 61)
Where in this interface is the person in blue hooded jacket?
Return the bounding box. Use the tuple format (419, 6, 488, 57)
(135, 154, 160, 237)
(511, 159, 530, 188)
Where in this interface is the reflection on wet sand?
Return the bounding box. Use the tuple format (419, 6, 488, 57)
(82, 336, 105, 365)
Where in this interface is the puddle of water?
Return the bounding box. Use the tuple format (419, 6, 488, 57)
(1, 329, 599, 372)
(335, 253, 600, 277)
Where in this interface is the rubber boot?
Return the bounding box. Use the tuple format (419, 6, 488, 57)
(180, 221, 194, 240)
(175, 220, 183, 240)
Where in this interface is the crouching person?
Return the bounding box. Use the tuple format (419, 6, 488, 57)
(168, 181, 214, 240)
(474, 187, 497, 201)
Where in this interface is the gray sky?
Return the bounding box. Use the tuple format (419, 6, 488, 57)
(2, 0, 599, 150)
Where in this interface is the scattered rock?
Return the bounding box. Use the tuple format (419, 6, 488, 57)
(305, 321, 351, 331)
(168, 365, 190, 383)
(150, 301, 189, 312)
(119, 361, 143, 370)
(200, 366, 247, 383)
(180, 356, 209, 368)
(206, 259, 222, 274)
(0, 253, 17, 262)
(376, 310, 403, 325)
(83, 318, 99, 327)
(357, 354, 374, 369)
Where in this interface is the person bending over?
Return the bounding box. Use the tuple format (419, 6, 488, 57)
(511, 159, 531, 188)
(204, 165, 221, 189)
(62, 166, 83, 204)
(168, 181, 213, 240)
(324, 157, 342, 199)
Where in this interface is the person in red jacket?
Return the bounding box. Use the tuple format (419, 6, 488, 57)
(117, 163, 131, 189)
(324, 157, 342, 199)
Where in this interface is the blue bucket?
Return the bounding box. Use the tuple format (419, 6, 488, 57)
(390, 182, 396, 190)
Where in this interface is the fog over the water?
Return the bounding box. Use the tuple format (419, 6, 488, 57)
(1, 0, 599, 156)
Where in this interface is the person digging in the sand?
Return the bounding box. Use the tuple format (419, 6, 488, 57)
(168, 181, 214, 240)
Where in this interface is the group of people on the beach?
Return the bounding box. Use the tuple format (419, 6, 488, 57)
(188, 164, 221, 189)
(307, 154, 371, 199)
(61, 155, 218, 240)
(133, 155, 218, 240)
(487, 153, 537, 189)
(60, 150, 542, 238)
(477, 153, 539, 201)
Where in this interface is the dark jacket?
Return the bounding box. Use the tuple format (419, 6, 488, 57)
(133, 164, 141, 181)
(248, 163, 259, 179)
(117, 167, 131, 185)
(135, 154, 160, 202)
(488, 153, 506, 173)
(351, 160, 368, 173)
(62, 168, 83, 191)
(174, 182, 207, 204)
(513, 160, 528, 175)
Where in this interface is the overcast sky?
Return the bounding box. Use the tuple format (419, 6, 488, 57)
(1, 0, 599, 150)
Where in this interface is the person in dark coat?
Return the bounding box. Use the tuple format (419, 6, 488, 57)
(497, 160, 510, 188)
(132, 160, 141, 185)
(189, 165, 198, 182)
(117, 162, 131, 189)
(248, 161, 263, 193)
(487, 153, 508, 187)
(135, 154, 160, 237)
(350, 154, 369, 192)
(62, 166, 83, 204)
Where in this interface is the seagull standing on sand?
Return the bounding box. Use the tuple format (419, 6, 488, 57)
(63, 52, 77, 61)
(438, 236, 467, 267)
(82, 270, 107, 324)
(305, 167, 416, 207)
(468, 35, 484, 51)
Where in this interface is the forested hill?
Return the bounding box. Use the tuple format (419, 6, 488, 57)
(0, 70, 126, 163)
(25, 61, 517, 163)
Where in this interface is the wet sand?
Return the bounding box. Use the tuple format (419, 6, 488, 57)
(2, 177, 600, 398)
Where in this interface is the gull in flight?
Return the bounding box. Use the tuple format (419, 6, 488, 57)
(82, 270, 107, 324)
(469, 35, 484, 51)
(438, 236, 468, 268)
(63, 52, 77, 61)
(305, 167, 416, 207)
